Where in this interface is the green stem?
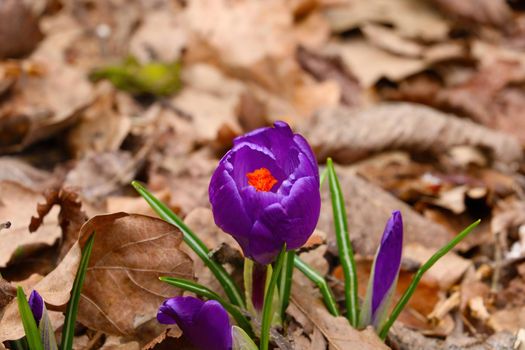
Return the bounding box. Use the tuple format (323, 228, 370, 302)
(160, 277, 253, 337)
(131, 181, 245, 308)
(260, 246, 287, 350)
(16, 287, 43, 350)
(326, 158, 359, 326)
(61, 233, 95, 350)
(294, 256, 340, 316)
(378, 219, 481, 340)
(279, 250, 295, 320)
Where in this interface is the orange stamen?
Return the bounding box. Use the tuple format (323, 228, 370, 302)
(247, 168, 278, 192)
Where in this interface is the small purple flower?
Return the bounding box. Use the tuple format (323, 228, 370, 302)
(209, 121, 321, 264)
(157, 296, 232, 350)
(28, 290, 44, 325)
(360, 211, 403, 329)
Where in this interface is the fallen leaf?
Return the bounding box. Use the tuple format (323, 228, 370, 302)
(76, 213, 194, 337)
(296, 46, 361, 106)
(0, 242, 81, 342)
(431, 0, 513, 28)
(29, 186, 89, 260)
(317, 168, 453, 257)
(0, 0, 42, 59)
(488, 306, 525, 333)
(322, 0, 450, 41)
(403, 243, 471, 290)
(302, 103, 523, 166)
(0, 181, 61, 268)
(0, 157, 56, 191)
(290, 280, 389, 350)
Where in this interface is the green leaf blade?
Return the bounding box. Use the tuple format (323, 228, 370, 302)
(16, 287, 44, 350)
(60, 233, 95, 350)
(131, 181, 245, 308)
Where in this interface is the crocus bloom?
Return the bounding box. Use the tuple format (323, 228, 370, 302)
(158, 296, 232, 350)
(360, 211, 403, 329)
(28, 290, 44, 324)
(209, 121, 321, 264)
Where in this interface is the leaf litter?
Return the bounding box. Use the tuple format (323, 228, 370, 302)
(2, 0, 525, 348)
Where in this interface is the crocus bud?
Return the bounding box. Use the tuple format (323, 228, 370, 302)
(28, 290, 44, 325)
(360, 211, 403, 330)
(209, 121, 321, 265)
(157, 296, 232, 350)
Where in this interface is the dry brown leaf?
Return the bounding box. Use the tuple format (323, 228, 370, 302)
(0, 0, 42, 59)
(290, 281, 388, 350)
(29, 187, 88, 260)
(0, 181, 61, 267)
(489, 306, 525, 333)
(437, 60, 525, 144)
(404, 243, 471, 290)
(323, 0, 450, 41)
(0, 242, 81, 342)
(303, 103, 523, 166)
(431, 0, 513, 28)
(67, 84, 131, 159)
(362, 23, 424, 58)
(129, 10, 187, 63)
(0, 157, 56, 191)
(0, 48, 93, 152)
(296, 46, 361, 106)
(76, 213, 194, 337)
(323, 38, 426, 88)
(317, 168, 453, 256)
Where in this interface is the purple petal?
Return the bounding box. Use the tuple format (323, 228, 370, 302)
(28, 290, 43, 324)
(371, 211, 403, 324)
(157, 296, 203, 325)
(248, 220, 283, 265)
(192, 300, 232, 350)
(209, 167, 253, 239)
(157, 297, 232, 350)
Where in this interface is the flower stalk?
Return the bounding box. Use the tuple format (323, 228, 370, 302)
(260, 245, 287, 350)
(278, 250, 295, 320)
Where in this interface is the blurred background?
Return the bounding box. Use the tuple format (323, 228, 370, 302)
(2, 0, 525, 349)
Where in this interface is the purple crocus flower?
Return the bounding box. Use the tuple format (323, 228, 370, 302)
(157, 296, 232, 350)
(360, 211, 403, 329)
(209, 121, 321, 264)
(28, 290, 44, 324)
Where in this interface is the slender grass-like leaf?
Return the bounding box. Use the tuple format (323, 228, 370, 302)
(159, 277, 253, 337)
(327, 158, 359, 326)
(260, 245, 286, 350)
(16, 287, 43, 350)
(39, 307, 59, 350)
(294, 256, 340, 316)
(60, 233, 95, 350)
(278, 250, 295, 320)
(10, 339, 28, 350)
(132, 181, 245, 308)
(232, 325, 258, 350)
(378, 219, 481, 340)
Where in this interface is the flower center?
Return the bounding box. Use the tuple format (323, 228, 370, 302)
(247, 168, 278, 192)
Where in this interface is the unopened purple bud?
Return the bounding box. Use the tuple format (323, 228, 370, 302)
(28, 290, 44, 324)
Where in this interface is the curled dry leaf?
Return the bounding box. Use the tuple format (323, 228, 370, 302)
(290, 280, 388, 350)
(0, 181, 61, 268)
(29, 186, 88, 259)
(303, 103, 523, 166)
(322, 0, 450, 41)
(76, 213, 194, 337)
